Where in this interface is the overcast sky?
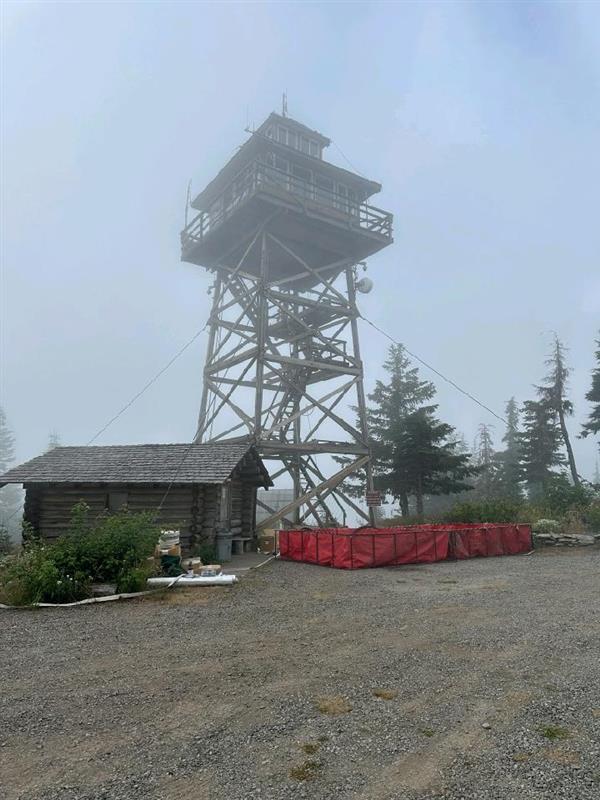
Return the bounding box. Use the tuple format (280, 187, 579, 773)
(2, 0, 599, 479)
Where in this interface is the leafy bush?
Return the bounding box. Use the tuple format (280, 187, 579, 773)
(116, 561, 158, 593)
(0, 526, 12, 556)
(543, 476, 594, 516)
(532, 518, 561, 534)
(585, 501, 600, 533)
(51, 504, 159, 583)
(190, 539, 217, 564)
(0, 545, 90, 605)
(444, 499, 523, 523)
(0, 505, 160, 606)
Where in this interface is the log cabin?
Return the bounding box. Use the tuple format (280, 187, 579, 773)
(0, 443, 272, 554)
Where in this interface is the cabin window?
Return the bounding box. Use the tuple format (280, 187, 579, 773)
(347, 187, 359, 216)
(107, 491, 128, 512)
(287, 131, 297, 150)
(265, 126, 274, 138)
(314, 174, 334, 206)
(300, 136, 310, 154)
(292, 164, 311, 181)
(336, 182, 348, 212)
(291, 163, 312, 198)
(266, 152, 288, 170)
(278, 126, 287, 144)
(265, 153, 289, 188)
(309, 140, 320, 157)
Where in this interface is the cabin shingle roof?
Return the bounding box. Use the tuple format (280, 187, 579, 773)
(0, 443, 272, 487)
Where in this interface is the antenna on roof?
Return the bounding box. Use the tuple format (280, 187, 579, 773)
(282, 91, 288, 117)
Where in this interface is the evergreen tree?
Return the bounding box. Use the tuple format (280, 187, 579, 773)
(0, 407, 15, 473)
(367, 345, 437, 515)
(581, 334, 600, 450)
(472, 423, 499, 497)
(519, 398, 565, 499)
(397, 407, 476, 514)
(341, 344, 476, 516)
(0, 407, 24, 540)
(537, 335, 579, 485)
(495, 397, 523, 500)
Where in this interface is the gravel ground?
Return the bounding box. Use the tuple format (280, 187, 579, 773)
(1, 547, 599, 800)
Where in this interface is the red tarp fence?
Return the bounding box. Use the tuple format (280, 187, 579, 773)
(279, 523, 532, 570)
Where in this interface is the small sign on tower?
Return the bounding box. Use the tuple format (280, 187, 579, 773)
(366, 490, 382, 507)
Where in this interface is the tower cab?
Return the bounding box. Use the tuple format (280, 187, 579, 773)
(181, 112, 393, 286)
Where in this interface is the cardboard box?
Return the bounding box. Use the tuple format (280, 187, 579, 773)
(198, 564, 222, 577)
(258, 529, 279, 554)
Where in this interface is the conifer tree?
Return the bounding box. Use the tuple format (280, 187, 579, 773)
(340, 344, 476, 516)
(519, 398, 565, 499)
(0, 406, 23, 539)
(0, 407, 15, 474)
(472, 423, 498, 497)
(581, 334, 600, 450)
(495, 397, 523, 500)
(367, 345, 437, 515)
(537, 335, 579, 485)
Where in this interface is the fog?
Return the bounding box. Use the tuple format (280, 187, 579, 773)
(2, 1, 599, 478)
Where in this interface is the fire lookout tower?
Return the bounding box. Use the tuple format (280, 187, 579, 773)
(181, 111, 393, 528)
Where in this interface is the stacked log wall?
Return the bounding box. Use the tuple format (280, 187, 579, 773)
(23, 472, 264, 553)
(26, 483, 201, 549)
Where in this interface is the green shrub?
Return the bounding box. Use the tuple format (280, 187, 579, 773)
(116, 561, 157, 593)
(444, 499, 523, 523)
(543, 476, 594, 516)
(0, 545, 90, 606)
(560, 508, 588, 534)
(0, 505, 160, 606)
(52, 504, 160, 583)
(585, 501, 600, 533)
(532, 518, 561, 534)
(191, 540, 217, 564)
(0, 526, 12, 556)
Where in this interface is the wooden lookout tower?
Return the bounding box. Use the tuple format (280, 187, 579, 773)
(181, 110, 393, 528)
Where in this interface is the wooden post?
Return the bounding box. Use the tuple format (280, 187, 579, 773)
(346, 266, 376, 527)
(254, 233, 269, 437)
(219, 481, 231, 531)
(196, 273, 222, 442)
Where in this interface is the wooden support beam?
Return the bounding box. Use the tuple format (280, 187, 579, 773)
(257, 455, 369, 530)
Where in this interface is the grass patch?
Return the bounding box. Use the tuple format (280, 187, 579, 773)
(539, 724, 571, 741)
(437, 579, 458, 584)
(316, 696, 352, 715)
(372, 688, 398, 700)
(289, 760, 322, 781)
(544, 748, 581, 766)
(301, 742, 320, 754)
(512, 751, 531, 763)
(420, 728, 435, 737)
(318, 734, 329, 742)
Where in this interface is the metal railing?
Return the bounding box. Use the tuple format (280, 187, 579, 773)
(181, 158, 393, 249)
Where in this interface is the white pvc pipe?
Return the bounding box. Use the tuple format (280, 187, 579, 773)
(147, 575, 237, 587)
